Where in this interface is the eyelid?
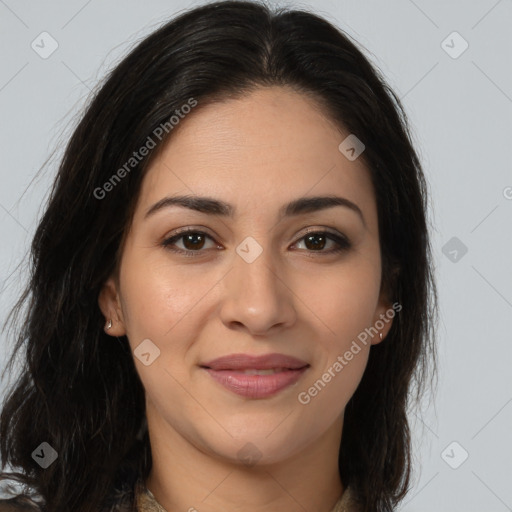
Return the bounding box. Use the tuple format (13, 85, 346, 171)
(299, 226, 344, 238)
(165, 225, 215, 238)
(164, 225, 346, 241)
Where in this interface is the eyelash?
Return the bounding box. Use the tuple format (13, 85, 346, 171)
(161, 228, 351, 258)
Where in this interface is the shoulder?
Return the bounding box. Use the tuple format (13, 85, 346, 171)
(0, 499, 40, 511)
(331, 487, 362, 512)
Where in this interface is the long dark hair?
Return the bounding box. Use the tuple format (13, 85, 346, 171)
(0, 1, 438, 511)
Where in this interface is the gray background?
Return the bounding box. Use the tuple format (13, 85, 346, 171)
(1, 0, 511, 510)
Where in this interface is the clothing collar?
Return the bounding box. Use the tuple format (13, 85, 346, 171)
(134, 479, 357, 512)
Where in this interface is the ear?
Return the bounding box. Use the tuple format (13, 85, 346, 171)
(98, 276, 126, 337)
(370, 290, 397, 346)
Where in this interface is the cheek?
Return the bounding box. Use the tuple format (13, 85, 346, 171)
(119, 256, 209, 341)
(297, 318, 370, 426)
(118, 256, 221, 396)
(301, 260, 381, 342)
(296, 261, 378, 408)
(294, 343, 368, 443)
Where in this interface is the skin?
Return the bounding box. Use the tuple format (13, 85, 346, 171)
(99, 85, 393, 512)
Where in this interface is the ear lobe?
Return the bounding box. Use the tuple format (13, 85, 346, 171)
(370, 298, 395, 346)
(371, 265, 400, 345)
(98, 276, 126, 336)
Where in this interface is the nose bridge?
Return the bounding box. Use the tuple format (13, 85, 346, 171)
(234, 237, 282, 308)
(238, 242, 278, 296)
(219, 236, 295, 333)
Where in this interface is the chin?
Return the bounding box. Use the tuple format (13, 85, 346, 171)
(205, 431, 307, 468)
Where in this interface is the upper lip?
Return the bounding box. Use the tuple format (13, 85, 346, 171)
(201, 353, 309, 371)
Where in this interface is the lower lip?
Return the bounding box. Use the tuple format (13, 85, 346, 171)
(203, 367, 309, 399)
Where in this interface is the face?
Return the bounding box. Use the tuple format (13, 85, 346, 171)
(99, 86, 393, 465)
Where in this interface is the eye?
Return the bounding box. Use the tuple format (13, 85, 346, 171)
(292, 229, 351, 255)
(161, 228, 351, 257)
(162, 229, 219, 257)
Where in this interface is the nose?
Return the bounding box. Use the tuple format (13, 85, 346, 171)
(218, 246, 297, 336)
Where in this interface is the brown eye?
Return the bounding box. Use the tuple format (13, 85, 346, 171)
(162, 229, 217, 257)
(181, 232, 206, 251)
(294, 231, 351, 254)
(304, 233, 328, 251)
(161, 229, 351, 257)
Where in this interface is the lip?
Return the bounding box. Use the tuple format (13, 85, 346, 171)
(203, 367, 309, 399)
(201, 352, 309, 371)
(200, 353, 310, 399)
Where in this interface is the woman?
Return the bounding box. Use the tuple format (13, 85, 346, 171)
(0, 1, 437, 511)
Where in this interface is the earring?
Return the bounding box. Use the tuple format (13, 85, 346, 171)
(106, 319, 112, 331)
(379, 332, 383, 341)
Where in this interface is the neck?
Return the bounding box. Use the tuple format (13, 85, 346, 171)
(144, 402, 345, 512)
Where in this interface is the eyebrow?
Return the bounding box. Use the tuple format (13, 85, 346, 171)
(144, 194, 366, 226)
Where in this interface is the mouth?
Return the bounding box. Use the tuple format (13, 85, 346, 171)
(199, 352, 310, 399)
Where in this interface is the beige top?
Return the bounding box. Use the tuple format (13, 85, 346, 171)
(135, 481, 359, 512)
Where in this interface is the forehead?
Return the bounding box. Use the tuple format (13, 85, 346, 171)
(135, 86, 377, 228)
